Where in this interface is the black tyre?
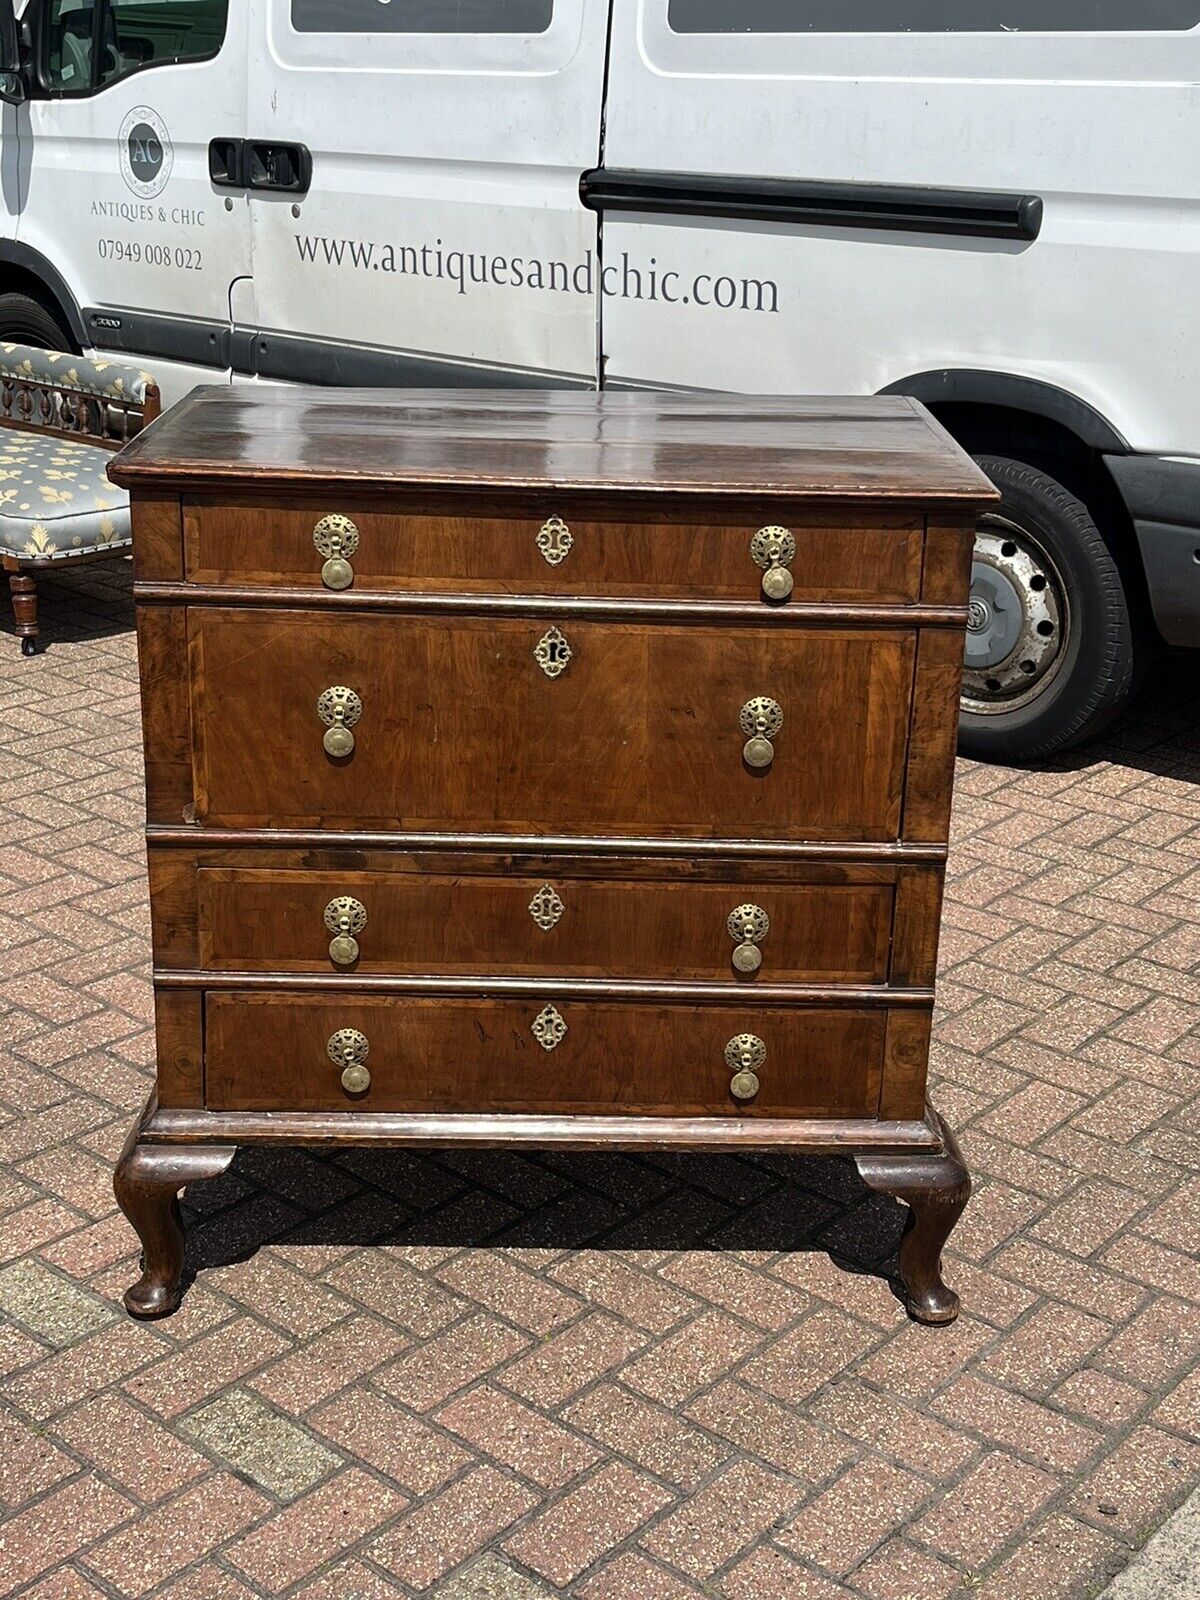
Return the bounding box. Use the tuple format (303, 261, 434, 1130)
(959, 455, 1140, 763)
(0, 291, 73, 351)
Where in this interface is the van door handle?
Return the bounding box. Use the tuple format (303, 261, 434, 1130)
(247, 141, 312, 196)
(209, 137, 245, 188)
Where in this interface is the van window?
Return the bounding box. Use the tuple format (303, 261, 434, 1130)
(44, 0, 228, 93)
(292, 0, 553, 32)
(668, 1, 1200, 30)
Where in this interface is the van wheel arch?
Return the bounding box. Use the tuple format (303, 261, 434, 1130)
(0, 245, 86, 351)
(915, 395, 1152, 629)
(884, 389, 1157, 760)
(883, 371, 1149, 617)
(882, 368, 1129, 453)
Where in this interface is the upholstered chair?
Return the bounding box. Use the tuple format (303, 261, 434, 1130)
(0, 344, 160, 655)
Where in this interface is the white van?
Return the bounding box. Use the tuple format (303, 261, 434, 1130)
(1, 0, 1197, 762)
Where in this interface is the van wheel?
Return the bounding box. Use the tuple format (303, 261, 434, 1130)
(958, 455, 1138, 763)
(0, 292, 73, 351)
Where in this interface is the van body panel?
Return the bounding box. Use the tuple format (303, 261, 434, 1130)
(243, 0, 607, 385)
(15, 3, 250, 371)
(3, 0, 1199, 644)
(0, 103, 19, 250)
(1106, 452, 1200, 645)
(600, 1, 1200, 458)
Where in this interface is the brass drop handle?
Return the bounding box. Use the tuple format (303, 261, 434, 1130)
(328, 1028, 370, 1095)
(314, 514, 359, 590)
(726, 1033, 765, 1101)
(317, 686, 362, 757)
(324, 896, 367, 966)
(727, 904, 769, 975)
(740, 697, 783, 769)
(751, 525, 795, 601)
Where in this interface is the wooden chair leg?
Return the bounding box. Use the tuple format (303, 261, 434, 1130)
(8, 567, 39, 656)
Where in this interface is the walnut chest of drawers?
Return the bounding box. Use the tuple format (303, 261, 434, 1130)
(109, 388, 997, 1324)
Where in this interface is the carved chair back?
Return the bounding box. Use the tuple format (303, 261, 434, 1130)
(0, 349, 161, 451)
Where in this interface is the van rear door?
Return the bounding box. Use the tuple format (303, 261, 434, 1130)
(21, 0, 250, 381)
(243, 0, 608, 388)
(598, 1, 1200, 455)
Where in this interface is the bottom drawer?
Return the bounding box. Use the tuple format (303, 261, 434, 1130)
(204, 992, 887, 1118)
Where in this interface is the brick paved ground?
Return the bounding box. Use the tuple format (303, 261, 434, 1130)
(1, 560, 1198, 1600)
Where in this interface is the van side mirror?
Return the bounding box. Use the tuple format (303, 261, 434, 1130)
(0, 0, 26, 103)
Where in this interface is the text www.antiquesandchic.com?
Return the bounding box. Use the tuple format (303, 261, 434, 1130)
(294, 234, 781, 314)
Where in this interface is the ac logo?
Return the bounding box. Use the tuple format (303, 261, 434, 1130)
(119, 106, 173, 199)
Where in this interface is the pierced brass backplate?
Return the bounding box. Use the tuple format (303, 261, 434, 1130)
(750, 525, 795, 602)
(317, 686, 362, 757)
(324, 896, 367, 965)
(528, 884, 565, 931)
(534, 626, 573, 679)
(739, 697, 783, 769)
(537, 515, 573, 567)
(313, 514, 360, 590)
(328, 1027, 370, 1095)
(725, 1032, 765, 1101)
(532, 1003, 567, 1051)
(727, 903, 769, 974)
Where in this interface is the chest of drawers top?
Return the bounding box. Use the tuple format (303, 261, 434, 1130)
(111, 386, 993, 511)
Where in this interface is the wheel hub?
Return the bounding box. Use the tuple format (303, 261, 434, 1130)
(966, 595, 991, 633)
(961, 518, 1066, 715)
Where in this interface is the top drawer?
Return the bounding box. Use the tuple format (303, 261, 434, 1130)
(182, 498, 926, 605)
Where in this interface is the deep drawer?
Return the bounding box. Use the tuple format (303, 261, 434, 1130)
(203, 991, 887, 1117)
(183, 499, 925, 605)
(196, 865, 895, 983)
(188, 609, 915, 841)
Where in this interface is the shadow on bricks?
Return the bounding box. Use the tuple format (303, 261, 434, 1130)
(180, 1144, 913, 1308)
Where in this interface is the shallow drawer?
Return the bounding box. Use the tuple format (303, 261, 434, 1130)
(204, 991, 886, 1117)
(196, 866, 894, 983)
(189, 609, 914, 842)
(184, 498, 925, 605)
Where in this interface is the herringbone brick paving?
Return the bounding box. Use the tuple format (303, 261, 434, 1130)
(1, 561, 1197, 1599)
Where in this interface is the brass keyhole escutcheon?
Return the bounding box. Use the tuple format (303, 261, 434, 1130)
(537, 515, 573, 567)
(528, 884, 565, 931)
(740, 697, 783, 769)
(314, 514, 360, 591)
(534, 626, 573, 680)
(328, 1028, 370, 1095)
(324, 896, 367, 966)
(751, 525, 795, 602)
(317, 686, 362, 757)
(725, 1033, 766, 1101)
(727, 903, 769, 975)
(532, 1003, 567, 1051)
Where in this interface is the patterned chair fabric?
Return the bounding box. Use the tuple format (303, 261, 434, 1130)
(0, 431, 130, 561)
(0, 344, 154, 406)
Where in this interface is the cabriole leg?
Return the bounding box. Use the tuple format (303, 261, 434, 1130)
(855, 1112, 971, 1325)
(113, 1121, 236, 1319)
